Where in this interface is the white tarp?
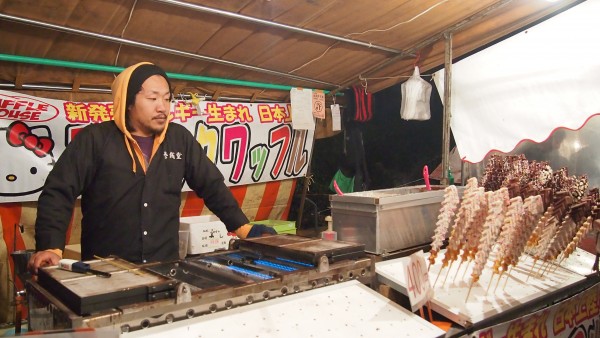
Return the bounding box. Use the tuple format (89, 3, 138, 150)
(433, 0, 600, 163)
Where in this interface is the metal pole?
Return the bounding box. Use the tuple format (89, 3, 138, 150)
(296, 122, 317, 234)
(331, 0, 515, 95)
(441, 33, 452, 186)
(151, 0, 401, 54)
(0, 14, 335, 87)
(0, 53, 341, 94)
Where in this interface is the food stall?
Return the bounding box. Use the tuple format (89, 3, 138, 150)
(22, 235, 445, 337)
(1, 0, 599, 337)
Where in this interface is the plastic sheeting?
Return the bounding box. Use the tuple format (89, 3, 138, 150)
(433, 0, 600, 163)
(400, 66, 432, 121)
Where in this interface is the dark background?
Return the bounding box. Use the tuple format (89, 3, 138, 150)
(289, 80, 451, 230)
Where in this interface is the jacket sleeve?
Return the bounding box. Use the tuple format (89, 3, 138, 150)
(35, 126, 98, 251)
(181, 127, 249, 232)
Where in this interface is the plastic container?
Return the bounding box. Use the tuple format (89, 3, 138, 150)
(321, 216, 337, 240)
(179, 215, 230, 254)
(330, 185, 463, 254)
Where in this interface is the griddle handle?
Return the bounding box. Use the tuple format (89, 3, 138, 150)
(59, 259, 112, 278)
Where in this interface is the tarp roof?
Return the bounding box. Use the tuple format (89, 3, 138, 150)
(0, 0, 582, 102)
(434, 0, 600, 163)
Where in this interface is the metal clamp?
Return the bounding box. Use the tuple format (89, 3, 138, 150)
(176, 283, 192, 304)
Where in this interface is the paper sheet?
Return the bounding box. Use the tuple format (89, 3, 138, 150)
(331, 103, 341, 131)
(290, 88, 315, 130)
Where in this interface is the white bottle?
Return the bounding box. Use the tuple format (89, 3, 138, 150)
(321, 216, 337, 241)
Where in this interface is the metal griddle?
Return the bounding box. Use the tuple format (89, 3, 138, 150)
(233, 235, 366, 267)
(33, 235, 369, 324)
(37, 258, 176, 315)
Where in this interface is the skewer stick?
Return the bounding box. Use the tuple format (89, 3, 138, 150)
(536, 260, 547, 276)
(465, 280, 474, 302)
(486, 273, 495, 295)
(462, 260, 472, 280)
(526, 259, 537, 282)
(552, 255, 564, 273)
(493, 271, 504, 293)
(556, 256, 564, 268)
(540, 259, 553, 277)
(433, 266, 445, 288)
(427, 301, 434, 322)
(502, 266, 513, 290)
(441, 261, 455, 287)
(94, 255, 144, 276)
(453, 260, 464, 283)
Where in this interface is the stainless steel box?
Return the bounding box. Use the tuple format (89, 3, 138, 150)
(330, 185, 458, 255)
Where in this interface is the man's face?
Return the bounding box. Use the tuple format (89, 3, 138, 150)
(128, 75, 170, 137)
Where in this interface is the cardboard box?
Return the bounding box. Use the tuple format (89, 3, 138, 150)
(179, 215, 235, 254)
(63, 244, 81, 260)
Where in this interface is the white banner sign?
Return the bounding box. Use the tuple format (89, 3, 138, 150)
(0, 90, 313, 203)
(470, 282, 600, 338)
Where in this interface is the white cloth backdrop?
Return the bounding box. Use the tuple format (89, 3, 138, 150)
(433, 0, 600, 163)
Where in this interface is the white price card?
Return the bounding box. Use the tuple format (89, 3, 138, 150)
(403, 250, 434, 312)
(331, 103, 341, 131)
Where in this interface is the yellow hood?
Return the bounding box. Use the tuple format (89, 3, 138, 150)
(111, 62, 170, 173)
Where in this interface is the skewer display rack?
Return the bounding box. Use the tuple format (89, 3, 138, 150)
(376, 247, 597, 329)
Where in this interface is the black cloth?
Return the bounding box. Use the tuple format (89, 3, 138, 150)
(126, 64, 172, 109)
(340, 124, 370, 192)
(35, 121, 248, 263)
(247, 224, 277, 237)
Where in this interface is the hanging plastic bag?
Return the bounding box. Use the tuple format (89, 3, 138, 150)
(329, 169, 355, 194)
(400, 66, 432, 121)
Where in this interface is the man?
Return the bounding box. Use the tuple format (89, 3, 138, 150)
(29, 62, 275, 274)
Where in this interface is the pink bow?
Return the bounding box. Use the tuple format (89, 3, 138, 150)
(7, 121, 54, 158)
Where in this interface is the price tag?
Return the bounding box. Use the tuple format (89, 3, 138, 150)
(331, 104, 341, 131)
(312, 90, 325, 119)
(403, 250, 434, 312)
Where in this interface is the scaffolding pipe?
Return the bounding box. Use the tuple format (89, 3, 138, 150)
(151, 0, 401, 54)
(0, 13, 335, 87)
(441, 33, 452, 186)
(0, 53, 340, 94)
(0, 83, 286, 103)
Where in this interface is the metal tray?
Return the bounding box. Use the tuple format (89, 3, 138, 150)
(234, 235, 366, 266)
(37, 258, 176, 315)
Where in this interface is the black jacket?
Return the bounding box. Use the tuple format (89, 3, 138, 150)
(35, 121, 248, 263)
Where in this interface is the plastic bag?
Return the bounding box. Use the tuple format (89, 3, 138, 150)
(329, 169, 354, 194)
(400, 66, 432, 121)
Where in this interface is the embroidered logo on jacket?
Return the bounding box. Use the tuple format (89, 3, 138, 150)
(163, 151, 183, 160)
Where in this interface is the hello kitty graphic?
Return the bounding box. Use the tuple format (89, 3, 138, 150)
(0, 121, 55, 197)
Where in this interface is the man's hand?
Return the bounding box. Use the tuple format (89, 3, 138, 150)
(28, 251, 61, 276)
(235, 223, 278, 239)
(247, 224, 277, 238)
